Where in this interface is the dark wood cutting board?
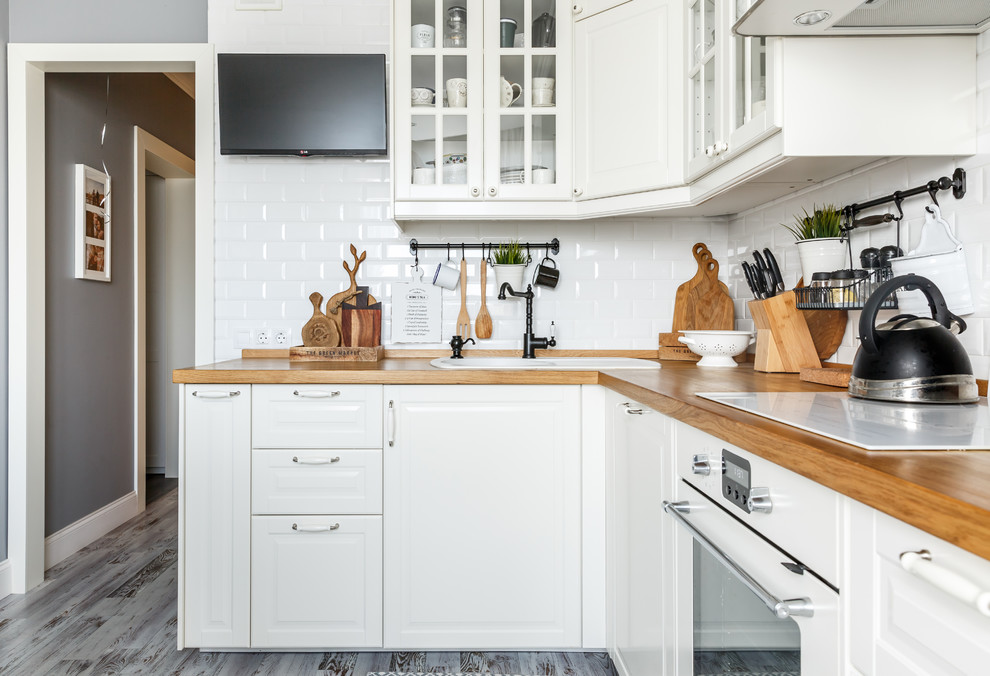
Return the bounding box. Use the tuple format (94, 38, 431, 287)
(341, 286, 381, 347)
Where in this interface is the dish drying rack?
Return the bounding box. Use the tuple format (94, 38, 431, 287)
(792, 169, 966, 311)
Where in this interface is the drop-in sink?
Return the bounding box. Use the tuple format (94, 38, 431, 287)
(430, 357, 662, 370)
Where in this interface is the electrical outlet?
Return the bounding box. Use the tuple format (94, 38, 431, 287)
(252, 328, 271, 346)
(272, 327, 291, 345)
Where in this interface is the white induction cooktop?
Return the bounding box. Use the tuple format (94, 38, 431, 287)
(698, 392, 990, 451)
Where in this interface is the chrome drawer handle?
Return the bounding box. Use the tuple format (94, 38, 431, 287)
(622, 402, 653, 415)
(901, 549, 990, 617)
(192, 390, 240, 398)
(292, 390, 341, 398)
(291, 523, 340, 533)
(291, 456, 340, 465)
(663, 500, 814, 619)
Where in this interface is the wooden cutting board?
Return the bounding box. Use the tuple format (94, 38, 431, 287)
(671, 243, 732, 333)
(341, 285, 382, 347)
(690, 257, 734, 330)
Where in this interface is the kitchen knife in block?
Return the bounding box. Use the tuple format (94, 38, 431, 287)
(748, 291, 821, 373)
(341, 286, 382, 347)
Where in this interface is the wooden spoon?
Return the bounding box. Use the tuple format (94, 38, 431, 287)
(475, 258, 493, 339)
(456, 257, 471, 338)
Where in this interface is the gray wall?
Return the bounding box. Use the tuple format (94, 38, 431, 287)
(45, 72, 194, 535)
(10, 0, 206, 43)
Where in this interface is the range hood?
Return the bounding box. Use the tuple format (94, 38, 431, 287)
(735, 0, 990, 36)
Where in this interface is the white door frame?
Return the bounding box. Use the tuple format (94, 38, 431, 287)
(135, 127, 195, 507)
(7, 43, 215, 593)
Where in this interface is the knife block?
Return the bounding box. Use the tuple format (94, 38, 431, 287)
(748, 291, 821, 373)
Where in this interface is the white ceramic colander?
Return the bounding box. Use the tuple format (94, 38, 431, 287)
(677, 330, 755, 368)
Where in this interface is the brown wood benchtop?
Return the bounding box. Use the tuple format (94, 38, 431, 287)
(174, 356, 990, 561)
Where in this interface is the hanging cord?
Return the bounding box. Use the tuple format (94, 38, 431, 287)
(99, 75, 112, 226)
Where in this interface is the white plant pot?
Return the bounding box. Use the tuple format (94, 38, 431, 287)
(795, 237, 848, 283)
(492, 264, 528, 294)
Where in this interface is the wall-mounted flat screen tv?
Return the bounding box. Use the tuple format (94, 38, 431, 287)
(218, 53, 388, 157)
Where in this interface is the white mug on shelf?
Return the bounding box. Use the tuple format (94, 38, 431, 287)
(532, 77, 555, 107)
(499, 76, 522, 107)
(411, 87, 435, 106)
(446, 78, 467, 107)
(412, 167, 435, 185)
(532, 168, 555, 184)
(411, 24, 435, 48)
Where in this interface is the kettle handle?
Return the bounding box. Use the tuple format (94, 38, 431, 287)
(859, 274, 958, 355)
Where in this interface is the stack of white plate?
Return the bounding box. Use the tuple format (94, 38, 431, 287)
(499, 166, 548, 184)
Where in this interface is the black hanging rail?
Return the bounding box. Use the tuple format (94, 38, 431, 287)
(409, 237, 560, 257)
(839, 168, 966, 256)
(842, 168, 966, 223)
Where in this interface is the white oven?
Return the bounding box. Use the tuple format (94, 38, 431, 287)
(666, 425, 840, 676)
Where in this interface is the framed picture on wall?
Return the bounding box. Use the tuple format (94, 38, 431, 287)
(75, 164, 111, 282)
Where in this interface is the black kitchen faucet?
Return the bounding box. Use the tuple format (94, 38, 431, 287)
(497, 282, 556, 358)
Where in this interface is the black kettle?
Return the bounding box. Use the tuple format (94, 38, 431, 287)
(849, 274, 978, 403)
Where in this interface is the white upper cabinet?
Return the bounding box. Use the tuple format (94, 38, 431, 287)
(573, 0, 684, 200)
(394, 0, 573, 218)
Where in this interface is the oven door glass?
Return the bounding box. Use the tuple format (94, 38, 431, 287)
(666, 489, 839, 676)
(694, 539, 800, 675)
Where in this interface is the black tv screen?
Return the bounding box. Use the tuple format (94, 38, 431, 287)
(218, 53, 388, 157)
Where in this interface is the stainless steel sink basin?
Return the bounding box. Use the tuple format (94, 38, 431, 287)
(429, 357, 662, 370)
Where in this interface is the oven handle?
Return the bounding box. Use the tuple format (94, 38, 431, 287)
(663, 500, 815, 619)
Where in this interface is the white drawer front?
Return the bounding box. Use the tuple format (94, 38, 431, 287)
(252, 384, 382, 448)
(251, 515, 383, 648)
(874, 511, 990, 675)
(676, 422, 840, 587)
(252, 449, 383, 515)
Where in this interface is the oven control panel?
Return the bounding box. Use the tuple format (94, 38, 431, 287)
(722, 449, 752, 513)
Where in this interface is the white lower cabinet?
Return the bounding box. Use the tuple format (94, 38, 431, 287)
(182, 385, 251, 648)
(607, 395, 672, 676)
(251, 515, 383, 648)
(848, 501, 990, 675)
(383, 384, 583, 649)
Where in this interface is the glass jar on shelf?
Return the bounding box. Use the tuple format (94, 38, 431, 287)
(444, 5, 467, 48)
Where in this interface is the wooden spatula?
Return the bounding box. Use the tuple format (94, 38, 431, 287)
(475, 258, 493, 339)
(456, 257, 471, 338)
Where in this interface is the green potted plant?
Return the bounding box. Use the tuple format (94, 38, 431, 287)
(784, 204, 848, 283)
(492, 240, 528, 292)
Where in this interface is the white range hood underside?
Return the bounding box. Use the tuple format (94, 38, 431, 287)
(736, 0, 990, 36)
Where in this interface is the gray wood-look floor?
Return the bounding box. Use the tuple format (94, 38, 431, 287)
(0, 488, 617, 676)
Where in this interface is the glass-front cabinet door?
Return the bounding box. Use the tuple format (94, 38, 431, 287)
(395, 0, 485, 201)
(395, 0, 571, 203)
(725, 0, 775, 155)
(483, 0, 571, 200)
(686, 0, 718, 178)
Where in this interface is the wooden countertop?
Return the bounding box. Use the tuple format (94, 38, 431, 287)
(174, 357, 990, 561)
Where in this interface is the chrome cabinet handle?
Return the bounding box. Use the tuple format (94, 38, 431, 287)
(291, 523, 340, 533)
(192, 390, 240, 398)
(747, 487, 773, 514)
(901, 549, 990, 617)
(387, 400, 395, 447)
(292, 390, 341, 398)
(292, 456, 340, 465)
(664, 500, 814, 619)
(622, 402, 653, 415)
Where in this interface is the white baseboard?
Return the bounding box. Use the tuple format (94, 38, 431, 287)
(45, 491, 140, 569)
(0, 559, 11, 599)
